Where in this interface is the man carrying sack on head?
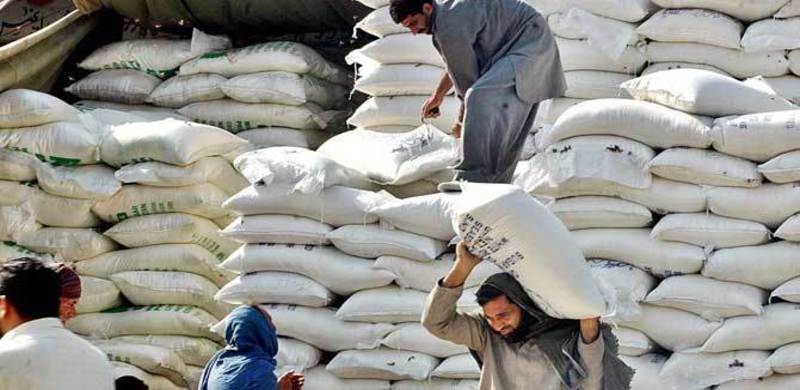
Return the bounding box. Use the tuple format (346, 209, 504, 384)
(422, 243, 634, 390)
(390, 0, 565, 184)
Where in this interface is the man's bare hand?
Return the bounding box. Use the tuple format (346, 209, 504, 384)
(442, 242, 481, 288)
(451, 122, 462, 139)
(580, 317, 600, 344)
(455, 242, 481, 270)
(278, 370, 304, 390)
(421, 93, 444, 120)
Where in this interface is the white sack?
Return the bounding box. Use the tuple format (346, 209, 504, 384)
(92, 183, 229, 223)
(622, 69, 796, 117)
(772, 278, 800, 303)
(220, 244, 394, 295)
(76, 244, 233, 287)
(712, 110, 800, 163)
(29, 187, 101, 227)
(703, 242, 800, 290)
(179, 41, 350, 85)
(111, 271, 230, 319)
(328, 225, 447, 262)
(762, 76, 800, 106)
(100, 118, 247, 167)
(303, 366, 390, 390)
(221, 71, 345, 109)
(707, 183, 800, 228)
(454, 183, 606, 319)
(67, 305, 221, 341)
(113, 335, 220, 367)
(381, 323, 467, 358)
(178, 100, 331, 132)
(646, 42, 790, 78)
(16, 227, 117, 261)
(114, 157, 248, 196)
(0, 121, 100, 166)
(541, 99, 711, 149)
(75, 276, 122, 314)
(650, 213, 770, 249)
(645, 275, 767, 321)
(636, 9, 742, 49)
(792, 50, 800, 76)
(336, 286, 429, 323)
(615, 304, 722, 352)
(35, 163, 120, 200)
(531, 97, 587, 133)
(742, 18, 800, 53)
(234, 147, 374, 194)
(327, 348, 439, 381)
(651, 0, 787, 21)
(392, 379, 479, 390)
(318, 127, 458, 186)
(777, 0, 800, 18)
(572, 229, 705, 277)
(373, 255, 501, 293)
(556, 37, 646, 73)
(768, 343, 800, 375)
(110, 362, 184, 390)
(346, 34, 445, 68)
(0, 203, 40, 241)
(104, 213, 239, 260)
(432, 354, 480, 379)
(277, 338, 322, 372)
(371, 193, 459, 240)
(612, 327, 658, 357)
(702, 303, 800, 352)
(347, 96, 459, 132)
(661, 351, 772, 389)
(78, 39, 199, 77)
(547, 197, 652, 230)
(589, 260, 657, 321)
(215, 272, 336, 307)
(259, 304, 395, 352)
(538, 135, 654, 190)
(0, 149, 37, 181)
(223, 184, 386, 226)
(563, 71, 632, 99)
(221, 215, 331, 245)
(66, 70, 162, 105)
(354, 6, 406, 38)
(146, 74, 226, 108)
(0, 89, 80, 128)
(648, 148, 762, 188)
(355, 64, 446, 97)
(93, 340, 188, 387)
(548, 11, 639, 46)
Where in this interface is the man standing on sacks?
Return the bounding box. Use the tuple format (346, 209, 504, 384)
(423, 243, 634, 389)
(390, 0, 566, 184)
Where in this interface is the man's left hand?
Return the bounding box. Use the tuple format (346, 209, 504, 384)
(580, 317, 600, 344)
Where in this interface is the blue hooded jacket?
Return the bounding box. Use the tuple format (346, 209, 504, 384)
(199, 306, 279, 390)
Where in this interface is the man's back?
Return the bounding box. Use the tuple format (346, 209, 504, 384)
(0, 318, 115, 390)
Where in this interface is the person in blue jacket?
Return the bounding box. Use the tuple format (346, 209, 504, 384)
(199, 305, 304, 390)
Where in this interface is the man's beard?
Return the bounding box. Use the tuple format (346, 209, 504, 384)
(496, 311, 534, 343)
(423, 14, 433, 35)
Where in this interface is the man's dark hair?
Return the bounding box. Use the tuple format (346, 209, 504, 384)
(475, 284, 506, 306)
(0, 258, 61, 320)
(115, 376, 149, 390)
(389, 0, 434, 23)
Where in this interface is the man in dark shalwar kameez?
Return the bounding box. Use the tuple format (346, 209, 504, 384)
(390, 0, 566, 184)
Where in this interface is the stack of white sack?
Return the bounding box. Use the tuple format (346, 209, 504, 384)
(210, 143, 533, 390)
(61, 116, 251, 389)
(514, 67, 800, 389)
(530, 0, 800, 134)
(174, 38, 350, 151)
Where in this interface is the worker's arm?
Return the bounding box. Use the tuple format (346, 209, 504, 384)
(577, 319, 605, 390)
(421, 243, 487, 351)
(421, 72, 453, 120)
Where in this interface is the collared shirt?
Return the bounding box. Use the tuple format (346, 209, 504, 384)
(0, 317, 115, 390)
